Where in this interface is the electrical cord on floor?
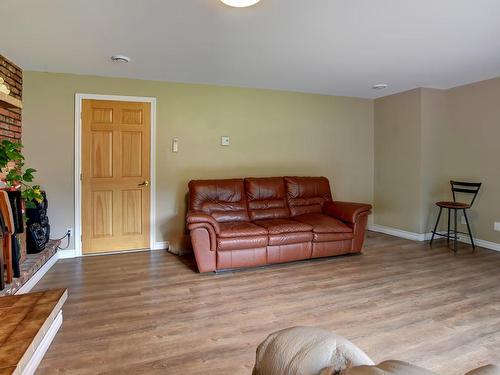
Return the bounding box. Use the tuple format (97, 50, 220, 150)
(52, 230, 72, 250)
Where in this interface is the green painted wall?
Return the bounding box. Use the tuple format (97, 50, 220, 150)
(22, 72, 374, 253)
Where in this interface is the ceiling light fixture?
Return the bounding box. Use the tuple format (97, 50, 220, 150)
(111, 55, 130, 63)
(220, 0, 261, 8)
(372, 84, 388, 90)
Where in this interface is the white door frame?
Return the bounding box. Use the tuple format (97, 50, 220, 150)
(74, 93, 158, 257)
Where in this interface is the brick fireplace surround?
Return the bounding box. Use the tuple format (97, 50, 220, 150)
(0, 54, 60, 296)
(0, 54, 22, 141)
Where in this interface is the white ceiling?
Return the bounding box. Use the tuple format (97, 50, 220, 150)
(1, 0, 500, 98)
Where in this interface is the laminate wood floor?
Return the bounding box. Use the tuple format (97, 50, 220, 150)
(33, 232, 500, 375)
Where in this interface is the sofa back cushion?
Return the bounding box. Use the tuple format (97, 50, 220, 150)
(285, 176, 332, 216)
(245, 177, 290, 221)
(188, 179, 249, 222)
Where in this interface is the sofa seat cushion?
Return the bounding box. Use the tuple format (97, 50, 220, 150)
(294, 213, 352, 233)
(219, 221, 268, 238)
(313, 232, 354, 242)
(217, 236, 268, 251)
(254, 218, 312, 234)
(269, 232, 313, 246)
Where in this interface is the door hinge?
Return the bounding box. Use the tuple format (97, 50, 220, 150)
(80, 173, 82, 181)
(81, 235, 83, 242)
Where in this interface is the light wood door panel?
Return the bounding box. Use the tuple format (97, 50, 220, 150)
(82, 100, 151, 254)
(122, 189, 143, 235)
(121, 132, 142, 177)
(91, 131, 113, 178)
(92, 191, 113, 238)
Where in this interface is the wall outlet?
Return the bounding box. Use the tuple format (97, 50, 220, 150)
(221, 136, 230, 146)
(66, 228, 73, 237)
(494, 222, 500, 232)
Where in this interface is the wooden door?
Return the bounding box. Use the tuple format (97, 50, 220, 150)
(82, 100, 151, 254)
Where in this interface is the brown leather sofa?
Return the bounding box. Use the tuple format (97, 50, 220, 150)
(187, 176, 372, 273)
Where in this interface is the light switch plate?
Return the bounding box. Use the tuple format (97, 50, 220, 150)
(221, 136, 230, 146)
(172, 137, 179, 153)
(494, 222, 500, 231)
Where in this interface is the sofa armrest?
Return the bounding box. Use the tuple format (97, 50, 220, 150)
(323, 201, 372, 224)
(188, 223, 217, 272)
(188, 222, 217, 252)
(186, 210, 220, 234)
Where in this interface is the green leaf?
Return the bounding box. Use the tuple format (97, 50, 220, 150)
(24, 200, 36, 209)
(6, 170, 22, 182)
(0, 140, 40, 205)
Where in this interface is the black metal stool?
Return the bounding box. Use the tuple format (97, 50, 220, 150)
(430, 181, 482, 252)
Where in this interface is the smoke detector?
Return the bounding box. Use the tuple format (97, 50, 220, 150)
(372, 84, 388, 90)
(111, 55, 130, 63)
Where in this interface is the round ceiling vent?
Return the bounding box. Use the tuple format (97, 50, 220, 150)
(111, 55, 130, 63)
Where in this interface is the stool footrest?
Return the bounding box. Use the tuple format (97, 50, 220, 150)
(432, 231, 469, 239)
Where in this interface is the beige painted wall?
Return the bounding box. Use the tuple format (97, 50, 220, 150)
(420, 88, 449, 233)
(443, 78, 500, 243)
(374, 89, 422, 232)
(22, 72, 374, 253)
(374, 79, 500, 244)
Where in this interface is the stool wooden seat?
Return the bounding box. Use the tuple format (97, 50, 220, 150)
(430, 181, 481, 253)
(436, 201, 471, 209)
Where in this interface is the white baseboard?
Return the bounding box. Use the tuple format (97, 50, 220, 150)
(57, 242, 168, 259)
(368, 224, 500, 252)
(151, 241, 169, 251)
(453, 233, 500, 252)
(368, 224, 428, 242)
(15, 252, 60, 295)
(22, 310, 63, 375)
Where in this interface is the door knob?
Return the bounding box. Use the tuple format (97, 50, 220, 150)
(138, 180, 150, 187)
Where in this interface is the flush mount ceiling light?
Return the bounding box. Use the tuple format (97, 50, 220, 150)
(111, 55, 130, 63)
(220, 0, 261, 7)
(372, 84, 388, 90)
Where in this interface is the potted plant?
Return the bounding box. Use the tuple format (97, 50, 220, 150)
(0, 139, 42, 208)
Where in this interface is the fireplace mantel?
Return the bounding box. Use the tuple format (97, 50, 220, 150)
(0, 92, 22, 110)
